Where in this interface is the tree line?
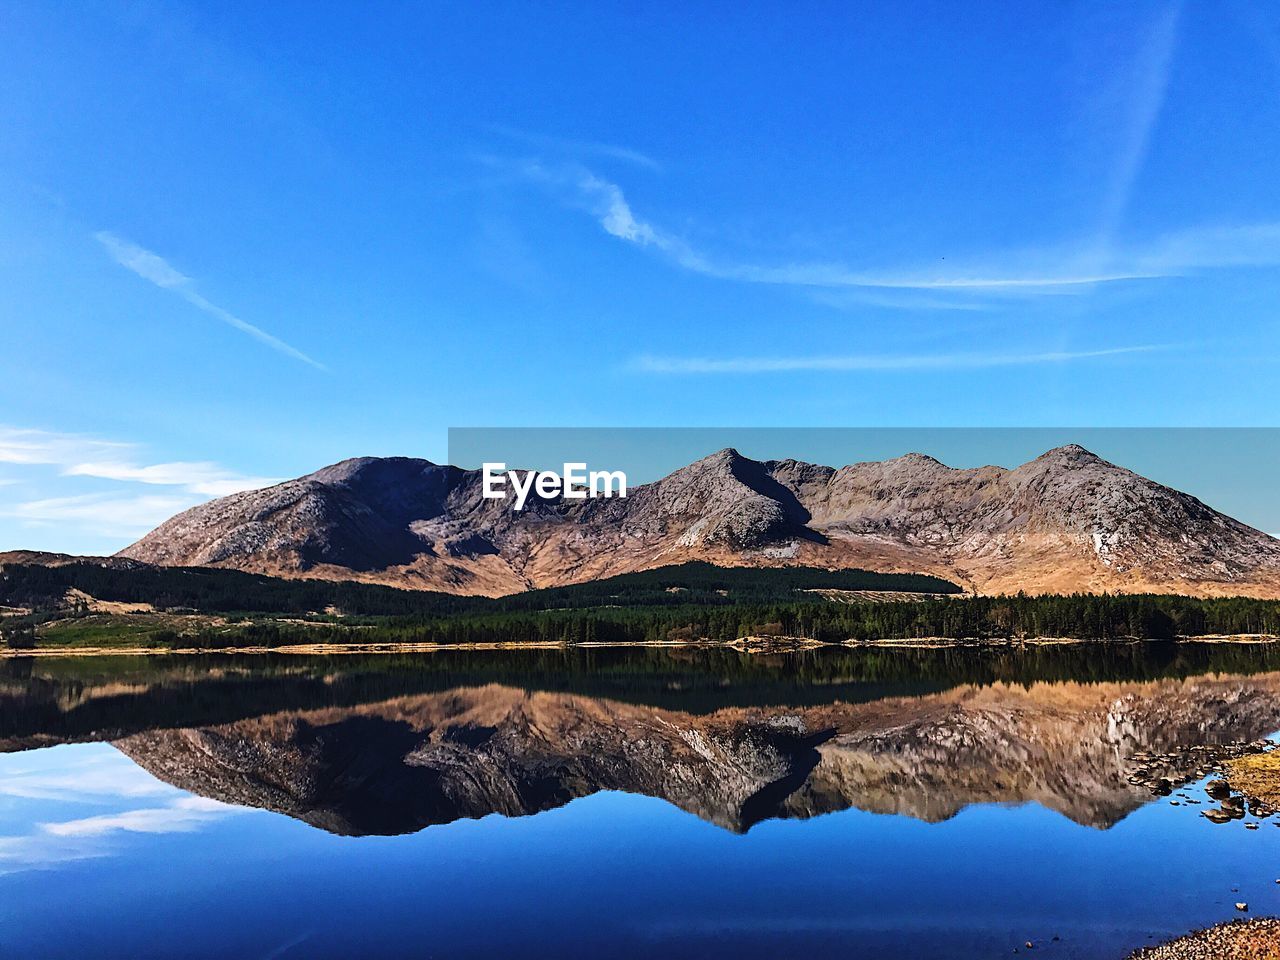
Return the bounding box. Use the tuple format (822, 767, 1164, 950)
(145, 592, 1280, 648)
(0, 560, 957, 618)
(5, 560, 1280, 648)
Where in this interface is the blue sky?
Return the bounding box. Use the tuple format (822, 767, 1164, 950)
(3, 0, 1280, 554)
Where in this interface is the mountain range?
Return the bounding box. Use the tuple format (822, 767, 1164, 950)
(105, 444, 1280, 598)
(4, 651, 1277, 834)
(85, 675, 1280, 833)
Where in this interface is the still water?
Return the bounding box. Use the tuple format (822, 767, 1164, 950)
(1, 643, 1278, 959)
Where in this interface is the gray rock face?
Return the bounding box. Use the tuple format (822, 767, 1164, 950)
(115, 445, 1280, 597)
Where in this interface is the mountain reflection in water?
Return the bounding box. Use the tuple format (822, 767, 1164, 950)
(3, 643, 1279, 836)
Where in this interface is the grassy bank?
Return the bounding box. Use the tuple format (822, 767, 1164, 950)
(1227, 751, 1280, 808)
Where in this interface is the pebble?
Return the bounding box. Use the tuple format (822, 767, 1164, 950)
(1128, 918, 1280, 959)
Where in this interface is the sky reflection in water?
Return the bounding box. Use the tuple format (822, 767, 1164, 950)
(0, 647, 1277, 959)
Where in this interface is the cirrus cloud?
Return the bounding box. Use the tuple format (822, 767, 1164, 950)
(506, 160, 1280, 300)
(632, 344, 1172, 374)
(0, 425, 280, 543)
(96, 232, 327, 370)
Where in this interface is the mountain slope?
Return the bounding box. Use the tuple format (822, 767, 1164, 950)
(116, 446, 1280, 598)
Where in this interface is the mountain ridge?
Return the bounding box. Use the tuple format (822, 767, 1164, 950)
(112, 445, 1280, 598)
(109, 673, 1280, 835)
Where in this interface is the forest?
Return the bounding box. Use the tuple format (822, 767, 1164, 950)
(0, 560, 957, 616)
(3, 560, 1280, 648)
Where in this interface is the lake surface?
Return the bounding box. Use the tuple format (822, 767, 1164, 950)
(1, 643, 1279, 958)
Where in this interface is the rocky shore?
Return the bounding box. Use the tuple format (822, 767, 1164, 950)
(1128, 918, 1280, 959)
(1125, 741, 1278, 824)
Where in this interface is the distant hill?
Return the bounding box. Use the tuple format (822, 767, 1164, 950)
(0, 559, 956, 619)
(98, 445, 1280, 598)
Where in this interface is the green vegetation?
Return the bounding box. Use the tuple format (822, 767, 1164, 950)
(268, 591, 1280, 647)
(6, 642, 1280, 740)
(0, 620, 36, 649)
(0, 559, 959, 618)
(3, 560, 1280, 649)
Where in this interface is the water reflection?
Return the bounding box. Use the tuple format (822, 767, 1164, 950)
(3, 644, 1279, 836)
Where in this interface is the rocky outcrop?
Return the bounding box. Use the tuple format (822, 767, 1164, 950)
(115, 446, 1280, 597)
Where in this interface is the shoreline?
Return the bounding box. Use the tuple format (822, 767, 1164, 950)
(1128, 917, 1280, 959)
(4, 633, 1279, 658)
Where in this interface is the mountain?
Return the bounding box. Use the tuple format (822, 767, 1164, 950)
(109, 673, 1280, 834)
(114, 445, 1280, 598)
(4, 650, 1278, 834)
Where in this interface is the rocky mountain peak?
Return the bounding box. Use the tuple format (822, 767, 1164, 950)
(889, 451, 947, 468)
(308, 456, 438, 487)
(114, 446, 1280, 598)
(1031, 443, 1108, 468)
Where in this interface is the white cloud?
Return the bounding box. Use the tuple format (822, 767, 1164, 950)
(633, 344, 1168, 374)
(0, 833, 112, 873)
(5, 493, 202, 537)
(0, 797, 239, 875)
(0, 425, 279, 547)
(517, 164, 1280, 299)
(0, 426, 130, 467)
(710, 260, 1161, 291)
(0, 748, 173, 802)
(580, 173, 665, 245)
(0, 746, 242, 875)
(41, 796, 234, 838)
(484, 123, 660, 170)
(0, 425, 278, 497)
(96, 232, 190, 288)
(65, 460, 281, 497)
(96, 231, 327, 370)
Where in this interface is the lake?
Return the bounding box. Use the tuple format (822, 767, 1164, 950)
(1, 643, 1278, 958)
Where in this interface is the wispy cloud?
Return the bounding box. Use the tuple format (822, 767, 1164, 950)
(41, 796, 234, 838)
(485, 123, 660, 170)
(4, 492, 202, 537)
(0, 750, 173, 803)
(496, 11, 1190, 303)
(0, 425, 279, 540)
(581, 173, 662, 244)
(0, 426, 130, 466)
(0, 746, 242, 876)
(806, 289, 993, 312)
(633, 344, 1169, 374)
(1097, 2, 1184, 242)
(0, 795, 239, 874)
(0, 426, 280, 498)
(95, 232, 326, 370)
(64, 460, 281, 497)
(513, 162, 1280, 299)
